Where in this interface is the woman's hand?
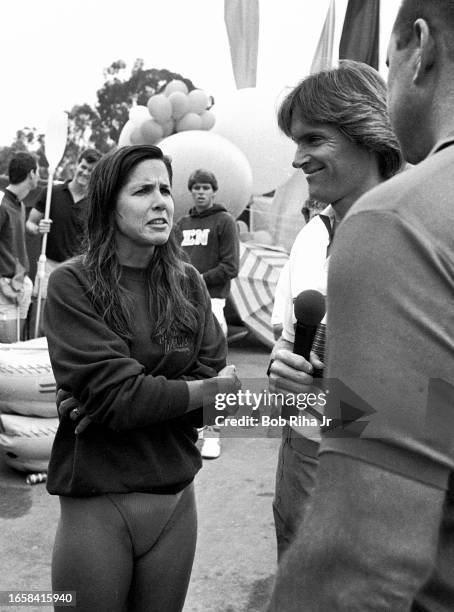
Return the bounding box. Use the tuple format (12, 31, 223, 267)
(216, 364, 241, 394)
(56, 388, 91, 435)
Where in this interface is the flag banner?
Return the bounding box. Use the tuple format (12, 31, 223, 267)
(310, 0, 336, 74)
(339, 0, 380, 69)
(224, 0, 260, 89)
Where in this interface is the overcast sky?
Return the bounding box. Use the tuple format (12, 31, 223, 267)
(0, 0, 399, 145)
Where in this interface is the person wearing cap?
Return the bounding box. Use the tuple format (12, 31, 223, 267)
(176, 168, 239, 459)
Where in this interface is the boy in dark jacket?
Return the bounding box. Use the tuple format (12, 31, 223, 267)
(176, 169, 240, 458)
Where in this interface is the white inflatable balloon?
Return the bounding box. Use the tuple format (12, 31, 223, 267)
(159, 131, 253, 221)
(147, 94, 172, 124)
(212, 88, 295, 195)
(129, 105, 151, 124)
(169, 91, 190, 119)
(176, 112, 202, 132)
(130, 125, 148, 145)
(187, 89, 209, 114)
(140, 119, 164, 144)
(162, 119, 175, 137)
(199, 110, 216, 130)
(118, 120, 135, 146)
(164, 79, 189, 96)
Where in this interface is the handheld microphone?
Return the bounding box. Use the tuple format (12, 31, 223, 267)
(290, 290, 326, 422)
(293, 290, 325, 360)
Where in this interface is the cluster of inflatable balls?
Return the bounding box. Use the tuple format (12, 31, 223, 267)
(119, 79, 215, 146)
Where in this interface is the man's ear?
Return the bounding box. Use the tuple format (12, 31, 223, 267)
(413, 18, 435, 83)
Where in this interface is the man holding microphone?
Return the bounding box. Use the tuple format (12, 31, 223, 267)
(267, 60, 403, 559)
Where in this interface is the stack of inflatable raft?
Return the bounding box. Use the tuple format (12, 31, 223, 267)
(0, 337, 57, 473)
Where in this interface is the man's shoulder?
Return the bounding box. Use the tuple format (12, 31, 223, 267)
(51, 181, 70, 196)
(34, 181, 68, 209)
(0, 189, 13, 205)
(217, 210, 237, 230)
(0, 191, 21, 216)
(349, 151, 454, 220)
(39, 181, 70, 203)
(216, 207, 234, 218)
(38, 181, 68, 196)
(205, 206, 235, 224)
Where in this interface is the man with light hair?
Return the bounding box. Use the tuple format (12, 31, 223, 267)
(267, 59, 403, 560)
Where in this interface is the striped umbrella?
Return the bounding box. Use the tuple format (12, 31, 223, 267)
(230, 242, 288, 348)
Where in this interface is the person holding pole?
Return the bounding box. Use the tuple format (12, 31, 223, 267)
(0, 152, 40, 342)
(26, 148, 101, 333)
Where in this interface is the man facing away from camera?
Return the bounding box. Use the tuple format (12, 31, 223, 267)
(268, 0, 454, 609)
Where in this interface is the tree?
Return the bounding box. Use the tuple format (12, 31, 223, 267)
(3, 59, 199, 178)
(0, 128, 46, 178)
(95, 58, 196, 145)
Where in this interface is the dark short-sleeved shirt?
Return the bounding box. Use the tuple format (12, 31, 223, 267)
(0, 189, 29, 277)
(35, 182, 87, 262)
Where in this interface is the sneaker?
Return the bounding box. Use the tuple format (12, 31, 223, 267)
(201, 436, 221, 459)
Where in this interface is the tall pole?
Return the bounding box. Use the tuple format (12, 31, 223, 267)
(34, 111, 68, 338)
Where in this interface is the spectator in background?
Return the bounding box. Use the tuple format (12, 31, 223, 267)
(26, 148, 102, 300)
(0, 152, 40, 341)
(176, 169, 239, 459)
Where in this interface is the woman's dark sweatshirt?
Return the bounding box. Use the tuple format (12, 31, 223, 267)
(175, 204, 239, 298)
(44, 259, 226, 497)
